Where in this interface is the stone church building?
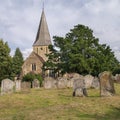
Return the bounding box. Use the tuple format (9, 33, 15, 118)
(22, 9, 51, 76)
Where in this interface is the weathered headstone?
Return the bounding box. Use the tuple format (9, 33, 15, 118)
(32, 79, 40, 88)
(57, 77, 67, 89)
(66, 79, 74, 88)
(63, 73, 81, 88)
(15, 80, 21, 91)
(73, 75, 87, 97)
(84, 75, 94, 89)
(1, 79, 15, 95)
(21, 82, 31, 92)
(73, 87, 87, 97)
(91, 77, 100, 89)
(114, 74, 120, 83)
(44, 77, 57, 89)
(99, 71, 115, 97)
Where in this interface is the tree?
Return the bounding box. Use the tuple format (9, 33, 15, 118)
(22, 73, 43, 87)
(0, 39, 12, 82)
(12, 48, 24, 78)
(44, 24, 119, 76)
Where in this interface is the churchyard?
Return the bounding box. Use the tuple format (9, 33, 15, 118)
(0, 79, 120, 120)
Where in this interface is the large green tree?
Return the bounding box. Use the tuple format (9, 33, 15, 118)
(12, 48, 24, 77)
(44, 24, 119, 76)
(0, 39, 12, 82)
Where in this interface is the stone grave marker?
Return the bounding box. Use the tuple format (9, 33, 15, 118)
(32, 79, 40, 88)
(57, 77, 67, 89)
(91, 77, 100, 89)
(73, 75, 87, 97)
(84, 75, 94, 89)
(1, 79, 15, 95)
(99, 71, 115, 97)
(21, 81, 31, 93)
(44, 77, 57, 89)
(15, 80, 21, 91)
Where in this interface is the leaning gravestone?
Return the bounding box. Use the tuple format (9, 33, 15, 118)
(32, 79, 40, 88)
(73, 75, 87, 97)
(44, 77, 57, 89)
(1, 79, 15, 95)
(99, 71, 115, 97)
(21, 82, 31, 93)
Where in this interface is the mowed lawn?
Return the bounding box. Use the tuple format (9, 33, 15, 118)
(0, 84, 120, 120)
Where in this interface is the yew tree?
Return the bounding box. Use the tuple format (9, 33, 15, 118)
(44, 24, 119, 76)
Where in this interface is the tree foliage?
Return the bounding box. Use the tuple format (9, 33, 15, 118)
(44, 24, 119, 76)
(22, 73, 43, 86)
(0, 39, 12, 82)
(12, 48, 24, 77)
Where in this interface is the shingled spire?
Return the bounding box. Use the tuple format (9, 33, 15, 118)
(33, 9, 51, 46)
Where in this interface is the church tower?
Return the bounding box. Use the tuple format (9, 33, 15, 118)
(33, 9, 51, 61)
(21, 9, 52, 76)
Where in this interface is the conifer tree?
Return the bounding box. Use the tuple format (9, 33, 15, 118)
(12, 48, 24, 77)
(0, 39, 12, 82)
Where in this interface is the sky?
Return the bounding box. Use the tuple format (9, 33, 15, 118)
(0, 0, 120, 60)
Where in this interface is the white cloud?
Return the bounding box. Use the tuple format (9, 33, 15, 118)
(22, 48, 32, 60)
(0, 0, 120, 61)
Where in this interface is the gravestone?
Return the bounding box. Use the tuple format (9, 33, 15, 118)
(57, 77, 67, 89)
(32, 79, 40, 88)
(73, 75, 87, 97)
(99, 71, 115, 97)
(66, 79, 74, 88)
(44, 77, 57, 89)
(114, 74, 120, 83)
(84, 75, 94, 89)
(91, 77, 100, 89)
(21, 82, 31, 93)
(1, 79, 15, 95)
(73, 87, 87, 97)
(15, 80, 21, 91)
(63, 73, 81, 88)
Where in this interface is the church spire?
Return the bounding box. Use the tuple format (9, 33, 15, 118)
(33, 9, 51, 46)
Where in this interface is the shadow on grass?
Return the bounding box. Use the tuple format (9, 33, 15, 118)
(97, 107, 120, 120)
(76, 107, 120, 120)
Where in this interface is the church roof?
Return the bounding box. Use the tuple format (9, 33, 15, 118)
(33, 9, 51, 46)
(25, 51, 45, 63)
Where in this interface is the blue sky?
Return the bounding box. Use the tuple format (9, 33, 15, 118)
(0, 0, 120, 60)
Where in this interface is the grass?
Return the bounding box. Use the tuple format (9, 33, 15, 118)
(0, 84, 120, 120)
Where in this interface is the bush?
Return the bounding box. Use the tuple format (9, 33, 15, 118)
(22, 73, 43, 87)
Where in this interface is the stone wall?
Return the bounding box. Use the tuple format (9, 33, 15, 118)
(22, 52, 44, 76)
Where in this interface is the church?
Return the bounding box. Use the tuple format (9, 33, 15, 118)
(21, 9, 51, 77)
